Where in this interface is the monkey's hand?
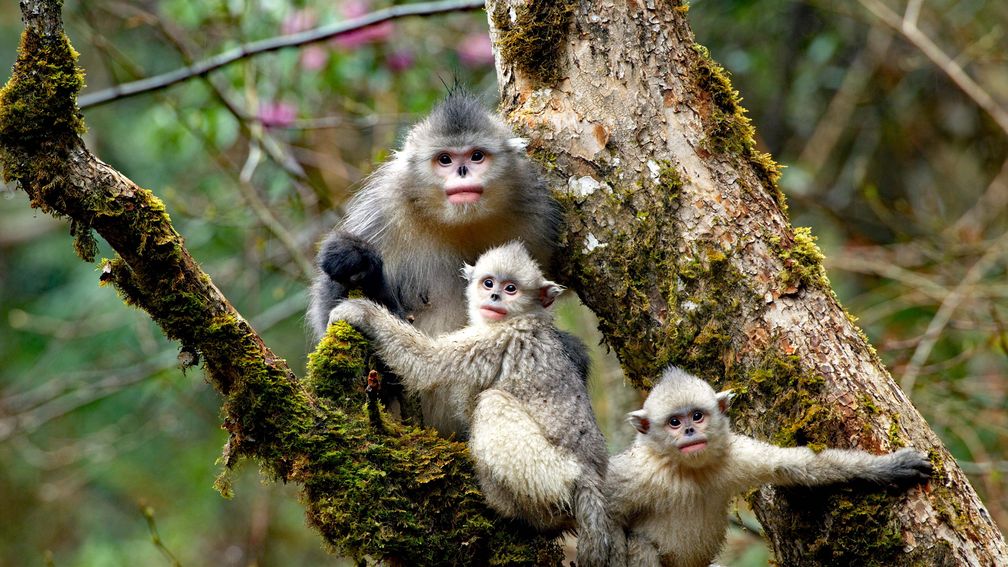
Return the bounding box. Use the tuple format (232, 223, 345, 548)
(874, 448, 933, 486)
(327, 298, 382, 331)
(319, 233, 384, 289)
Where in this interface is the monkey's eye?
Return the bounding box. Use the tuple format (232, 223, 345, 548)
(470, 150, 485, 162)
(692, 410, 704, 422)
(668, 417, 681, 428)
(437, 153, 453, 166)
(482, 278, 494, 289)
(503, 283, 518, 295)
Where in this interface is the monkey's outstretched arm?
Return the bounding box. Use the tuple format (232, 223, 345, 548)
(328, 299, 495, 393)
(727, 436, 932, 490)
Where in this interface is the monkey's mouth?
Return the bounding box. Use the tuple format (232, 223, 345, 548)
(445, 185, 484, 204)
(479, 305, 508, 321)
(679, 441, 707, 454)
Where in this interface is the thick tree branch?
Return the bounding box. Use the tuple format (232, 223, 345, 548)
(0, 1, 561, 564)
(77, 0, 486, 109)
(485, 0, 1007, 564)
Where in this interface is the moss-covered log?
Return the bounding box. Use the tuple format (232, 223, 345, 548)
(486, 0, 1007, 564)
(0, 1, 563, 564)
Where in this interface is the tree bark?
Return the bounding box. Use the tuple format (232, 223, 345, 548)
(3, 0, 1006, 564)
(487, 0, 1007, 565)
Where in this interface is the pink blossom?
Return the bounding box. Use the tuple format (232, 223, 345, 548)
(386, 49, 415, 72)
(259, 101, 297, 128)
(282, 8, 316, 35)
(332, 22, 393, 49)
(333, 0, 392, 48)
(301, 45, 329, 70)
(341, 0, 370, 19)
(456, 33, 494, 68)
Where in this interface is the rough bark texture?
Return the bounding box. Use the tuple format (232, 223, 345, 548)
(487, 0, 1007, 565)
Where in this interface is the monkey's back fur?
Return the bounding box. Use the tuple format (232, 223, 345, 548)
(465, 317, 607, 530)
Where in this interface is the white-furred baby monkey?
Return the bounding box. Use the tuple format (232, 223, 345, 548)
(328, 242, 616, 567)
(606, 366, 932, 567)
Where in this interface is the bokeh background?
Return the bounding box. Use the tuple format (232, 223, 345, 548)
(1, 1, 1005, 565)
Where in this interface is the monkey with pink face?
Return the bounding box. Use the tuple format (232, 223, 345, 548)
(607, 367, 933, 567)
(307, 91, 560, 437)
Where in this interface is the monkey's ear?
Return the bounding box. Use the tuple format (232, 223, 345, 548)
(506, 137, 528, 151)
(539, 281, 564, 307)
(461, 263, 475, 281)
(627, 410, 651, 434)
(716, 390, 735, 414)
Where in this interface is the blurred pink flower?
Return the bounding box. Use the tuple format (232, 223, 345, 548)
(259, 101, 297, 128)
(457, 33, 494, 67)
(282, 8, 316, 35)
(333, 0, 393, 48)
(341, 0, 370, 19)
(333, 22, 393, 49)
(301, 45, 329, 70)
(386, 49, 415, 72)
(282, 9, 329, 70)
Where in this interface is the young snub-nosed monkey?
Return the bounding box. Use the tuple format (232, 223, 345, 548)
(607, 366, 933, 567)
(328, 242, 616, 567)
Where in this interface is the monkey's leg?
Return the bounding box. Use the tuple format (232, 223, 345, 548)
(468, 389, 581, 522)
(625, 533, 661, 567)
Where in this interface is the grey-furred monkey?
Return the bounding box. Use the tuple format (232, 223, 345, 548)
(606, 367, 933, 567)
(307, 91, 559, 436)
(327, 242, 616, 567)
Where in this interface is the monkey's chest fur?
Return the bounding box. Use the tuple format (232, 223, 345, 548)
(611, 448, 734, 567)
(467, 325, 606, 531)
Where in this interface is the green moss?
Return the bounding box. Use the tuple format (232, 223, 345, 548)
(769, 226, 829, 293)
(300, 325, 564, 565)
(305, 321, 372, 409)
(0, 25, 92, 256)
(689, 44, 786, 212)
(0, 27, 85, 160)
(491, 0, 575, 86)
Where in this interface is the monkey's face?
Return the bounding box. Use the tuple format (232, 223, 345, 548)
(401, 136, 528, 228)
(629, 369, 734, 467)
(432, 147, 492, 205)
(463, 243, 562, 325)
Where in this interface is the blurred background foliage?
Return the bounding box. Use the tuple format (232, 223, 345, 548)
(0, 0, 1005, 565)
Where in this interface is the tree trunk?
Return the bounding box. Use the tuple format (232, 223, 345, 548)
(486, 0, 1007, 565)
(3, 0, 1006, 564)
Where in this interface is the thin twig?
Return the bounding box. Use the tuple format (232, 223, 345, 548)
(900, 230, 1008, 393)
(857, 0, 1008, 138)
(142, 505, 183, 567)
(78, 0, 487, 109)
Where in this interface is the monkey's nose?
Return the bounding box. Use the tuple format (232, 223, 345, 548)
(490, 293, 500, 301)
(458, 165, 469, 177)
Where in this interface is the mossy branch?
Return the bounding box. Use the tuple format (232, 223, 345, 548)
(0, 1, 563, 563)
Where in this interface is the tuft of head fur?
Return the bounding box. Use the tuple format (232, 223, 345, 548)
(404, 91, 514, 155)
(629, 366, 733, 467)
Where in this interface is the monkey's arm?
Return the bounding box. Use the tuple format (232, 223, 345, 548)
(328, 299, 495, 393)
(726, 436, 932, 490)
